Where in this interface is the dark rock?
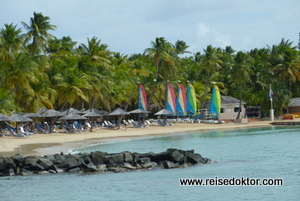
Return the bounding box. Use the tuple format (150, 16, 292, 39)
(48, 165, 60, 173)
(81, 162, 98, 173)
(2, 168, 15, 176)
(3, 157, 16, 169)
(107, 166, 127, 173)
(123, 152, 133, 162)
(132, 153, 140, 162)
(138, 157, 155, 168)
(163, 161, 176, 169)
(25, 157, 38, 167)
(168, 150, 185, 163)
(38, 158, 54, 170)
(90, 151, 106, 165)
(11, 154, 25, 167)
(68, 167, 81, 173)
(19, 169, 33, 176)
(185, 152, 204, 164)
(30, 164, 45, 172)
(105, 153, 124, 166)
(43, 155, 55, 162)
(0, 162, 7, 171)
(122, 162, 137, 170)
(156, 151, 170, 161)
(53, 154, 65, 164)
(78, 154, 92, 165)
(60, 157, 81, 170)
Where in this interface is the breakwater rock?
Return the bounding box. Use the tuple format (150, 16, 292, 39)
(0, 149, 211, 176)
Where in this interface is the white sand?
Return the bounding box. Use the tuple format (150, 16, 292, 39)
(0, 120, 279, 156)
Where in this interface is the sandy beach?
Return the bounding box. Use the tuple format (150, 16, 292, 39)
(0, 120, 280, 157)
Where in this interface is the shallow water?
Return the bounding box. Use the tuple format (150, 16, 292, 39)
(1, 126, 300, 201)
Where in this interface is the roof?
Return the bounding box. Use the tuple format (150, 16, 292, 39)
(221, 96, 246, 104)
(289, 98, 300, 107)
(203, 96, 246, 107)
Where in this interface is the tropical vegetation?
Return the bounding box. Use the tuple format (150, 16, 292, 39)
(1, 12, 300, 118)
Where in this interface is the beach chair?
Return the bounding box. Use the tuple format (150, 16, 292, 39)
(35, 123, 48, 133)
(130, 121, 145, 128)
(157, 119, 167, 126)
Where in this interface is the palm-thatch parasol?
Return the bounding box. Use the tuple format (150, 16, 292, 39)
(9, 114, 33, 132)
(58, 113, 87, 121)
(154, 109, 174, 122)
(108, 108, 130, 127)
(83, 111, 103, 131)
(129, 109, 151, 124)
(41, 109, 64, 133)
(62, 108, 83, 115)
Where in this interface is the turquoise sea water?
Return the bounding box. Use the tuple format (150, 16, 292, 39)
(1, 125, 300, 201)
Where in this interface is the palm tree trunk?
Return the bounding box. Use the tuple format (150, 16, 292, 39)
(236, 84, 242, 119)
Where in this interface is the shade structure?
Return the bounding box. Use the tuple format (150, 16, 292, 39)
(83, 111, 103, 131)
(62, 108, 82, 115)
(39, 109, 64, 133)
(83, 111, 103, 117)
(84, 108, 108, 115)
(108, 108, 130, 127)
(129, 109, 151, 114)
(154, 109, 174, 116)
(38, 107, 49, 115)
(0, 113, 10, 121)
(9, 114, 33, 133)
(58, 113, 87, 121)
(42, 109, 64, 117)
(9, 114, 33, 122)
(23, 113, 43, 118)
(129, 109, 151, 125)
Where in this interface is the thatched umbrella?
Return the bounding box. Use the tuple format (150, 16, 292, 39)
(9, 114, 33, 132)
(154, 109, 174, 123)
(0, 113, 10, 132)
(108, 108, 130, 127)
(83, 111, 103, 131)
(62, 108, 83, 115)
(41, 109, 64, 133)
(129, 109, 151, 125)
(23, 113, 43, 131)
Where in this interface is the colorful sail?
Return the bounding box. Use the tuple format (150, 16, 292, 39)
(165, 83, 176, 114)
(209, 85, 221, 119)
(176, 83, 186, 116)
(186, 83, 197, 116)
(138, 84, 148, 110)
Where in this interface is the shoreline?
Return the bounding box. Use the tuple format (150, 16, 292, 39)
(0, 120, 285, 157)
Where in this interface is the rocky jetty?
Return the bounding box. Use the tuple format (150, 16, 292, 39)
(0, 148, 211, 177)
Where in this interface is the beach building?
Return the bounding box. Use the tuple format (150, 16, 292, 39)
(202, 96, 247, 122)
(219, 96, 247, 122)
(287, 97, 300, 114)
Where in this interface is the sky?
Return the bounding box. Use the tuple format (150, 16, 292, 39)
(1, 0, 300, 55)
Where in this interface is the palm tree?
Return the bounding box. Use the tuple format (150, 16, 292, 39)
(22, 12, 56, 56)
(229, 51, 253, 119)
(199, 45, 223, 115)
(0, 51, 38, 108)
(54, 67, 91, 110)
(144, 37, 176, 107)
(0, 23, 25, 61)
(269, 39, 300, 92)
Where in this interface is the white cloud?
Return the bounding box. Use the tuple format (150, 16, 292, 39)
(1, 0, 300, 54)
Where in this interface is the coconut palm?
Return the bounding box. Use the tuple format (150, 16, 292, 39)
(199, 45, 223, 115)
(229, 51, 253, 119)
(0, 23, 25, 61)
(144, 37, 176, 107)
(22, 12, 56, 56)
(269, 39, 300, 91)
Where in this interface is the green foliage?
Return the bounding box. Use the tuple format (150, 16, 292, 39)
(0, 13, 300, 117)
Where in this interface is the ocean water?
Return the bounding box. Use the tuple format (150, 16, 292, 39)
(1, 125, 300, 201)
